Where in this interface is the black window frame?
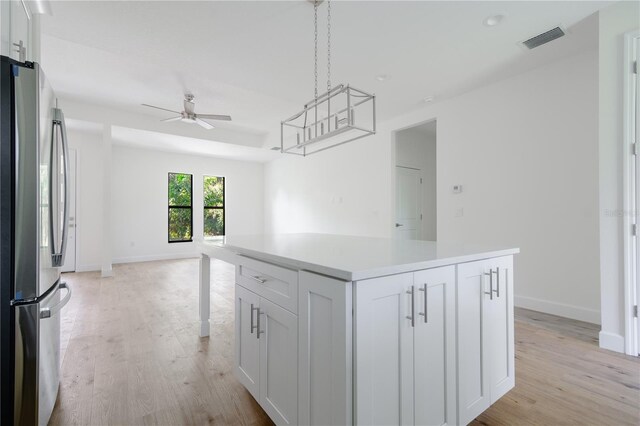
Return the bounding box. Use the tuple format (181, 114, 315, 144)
(168, 172, 193, 243)
(203, 175, 225, 239)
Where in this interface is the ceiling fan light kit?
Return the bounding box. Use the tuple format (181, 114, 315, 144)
(281, 0, 376, 156)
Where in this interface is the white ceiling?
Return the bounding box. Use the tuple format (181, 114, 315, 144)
(40, 0, 607, 157)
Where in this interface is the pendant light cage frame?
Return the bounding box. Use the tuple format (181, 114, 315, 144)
(280, 84, 376, 156)
(280, 0, 376, 156)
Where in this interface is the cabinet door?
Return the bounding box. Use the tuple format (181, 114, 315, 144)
(234, 285, 260, 400)
(456, 260, 491, 425)
(1, 1, 30, 61)
(355, 273, 414, 426)
(487, 256, 515, 403)
(298, 271, 352, 426)
(414, 266, 456, 426)
(259, 298, 298, 426)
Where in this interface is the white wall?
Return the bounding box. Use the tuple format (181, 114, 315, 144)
(598, 1, 640, 353)
(396, 124, 437, 240)
(265, 49, 600, 324)
(67, 125, 104, 271)
(111, 145, 264, 263)
(66, 126, 264, 271)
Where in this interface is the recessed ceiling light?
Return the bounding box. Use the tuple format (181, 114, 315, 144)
(483, 14, 506, 27)
(423, 96, 435, 103)
(375, 74, 390, 82)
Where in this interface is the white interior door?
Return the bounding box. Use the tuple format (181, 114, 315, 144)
(395, 166, 421, 240)
(61, 149, 76, 272)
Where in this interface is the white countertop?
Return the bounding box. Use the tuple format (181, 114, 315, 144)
(200, 233, 519, 281)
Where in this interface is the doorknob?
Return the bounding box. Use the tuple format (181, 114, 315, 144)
(395, 223, 403, 227)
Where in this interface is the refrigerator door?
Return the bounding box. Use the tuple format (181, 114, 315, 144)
(13, 280, 71, 426)
(14, 61, 60, 301)
(38, 281, 71, 426)
(38, 64, 61, 296)
(13, 62, 40, 302)
(13, 301, 39, 426)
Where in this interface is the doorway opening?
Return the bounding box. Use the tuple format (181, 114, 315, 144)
(394, 120, 437, 241)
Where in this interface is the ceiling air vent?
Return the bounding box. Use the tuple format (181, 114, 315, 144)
(521, 26, 565, 50)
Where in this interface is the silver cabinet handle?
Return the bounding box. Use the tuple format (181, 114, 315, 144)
(250, 303, 258, 334)
(395, 223, 403, 227)
(256, 309, 264, 339)
(406, 286, 415, 327)
(493, 268, 500, 298)
(484, 271, 494, 300)
(40, 282, 72, 319)
(248, 275, 267, 284)
(418, 284, 428, 323)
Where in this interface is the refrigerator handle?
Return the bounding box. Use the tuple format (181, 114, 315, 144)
(40, 282, 72, 319)
(50, 107, 70, 267)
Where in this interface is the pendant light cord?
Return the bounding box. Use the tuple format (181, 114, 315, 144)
(327, 0, 331, 93)
(314, 0, 319, 102)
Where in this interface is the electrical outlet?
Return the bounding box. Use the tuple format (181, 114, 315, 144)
(455, 208, 464, 218)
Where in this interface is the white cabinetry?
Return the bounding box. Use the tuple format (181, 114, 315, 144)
(1, 0, 31, 61)
(457, 256, 515, 425)
(234, 260, 298, 426)
(298, 271, 352, 426)
(413, 267, 457, 426)
(226, 247, 515, 426)
(234, 285, 260, 399)
(355, 266, 457, 426)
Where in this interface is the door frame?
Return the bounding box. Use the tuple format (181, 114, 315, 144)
(622, 30, 640, 356)
(63, 148, 78, 273)
(390, 117, 437, 236)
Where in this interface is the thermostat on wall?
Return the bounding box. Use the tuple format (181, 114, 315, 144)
(452, 185, 463, 193)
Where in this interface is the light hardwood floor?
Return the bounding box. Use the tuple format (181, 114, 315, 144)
(50, 259, 639, 426)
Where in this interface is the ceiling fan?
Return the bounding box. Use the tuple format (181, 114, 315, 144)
(142, 93, 232, 130)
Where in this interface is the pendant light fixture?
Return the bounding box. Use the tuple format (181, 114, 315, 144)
(280, 0, 376, 156)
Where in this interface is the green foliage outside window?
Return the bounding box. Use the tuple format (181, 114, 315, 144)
(204, 176, 224, 238)
(168, 173, 192, 242)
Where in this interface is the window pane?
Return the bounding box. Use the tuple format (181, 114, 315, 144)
(169, 173, 192, 206)
(169, 208, 192, 241)
(204, 209, 224, 237)
(204, 176, 224, 207)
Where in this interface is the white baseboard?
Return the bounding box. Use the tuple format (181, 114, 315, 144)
(112, 252, 199, 264)
(74, 264, 101, 273)
(70, 254, 199, 273)
(515, 295, 601, 325)
(598, 331, 625, 353)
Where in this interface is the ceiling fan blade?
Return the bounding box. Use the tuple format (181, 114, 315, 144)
(184, 99, 195, 115)
(196, 114, 232, 121)
(195, 118, 215, 130)
(161, 116, 182, 122)
(141, 103, 181, 114)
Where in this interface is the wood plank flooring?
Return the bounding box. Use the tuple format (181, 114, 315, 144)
(50, 259, 639, 426)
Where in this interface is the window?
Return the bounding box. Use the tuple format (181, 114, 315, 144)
(204, 176, 225, 238)
(168, 172, 193, 243)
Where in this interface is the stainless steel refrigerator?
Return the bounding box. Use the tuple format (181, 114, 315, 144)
(0, 56, 72, 425)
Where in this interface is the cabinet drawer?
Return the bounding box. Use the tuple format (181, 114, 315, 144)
(236, 256, 298, 314)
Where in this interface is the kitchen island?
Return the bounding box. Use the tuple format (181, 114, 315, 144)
(199, 234, 519, 426)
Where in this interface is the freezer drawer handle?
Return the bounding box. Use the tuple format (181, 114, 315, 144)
(40, 282, 72, 319)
